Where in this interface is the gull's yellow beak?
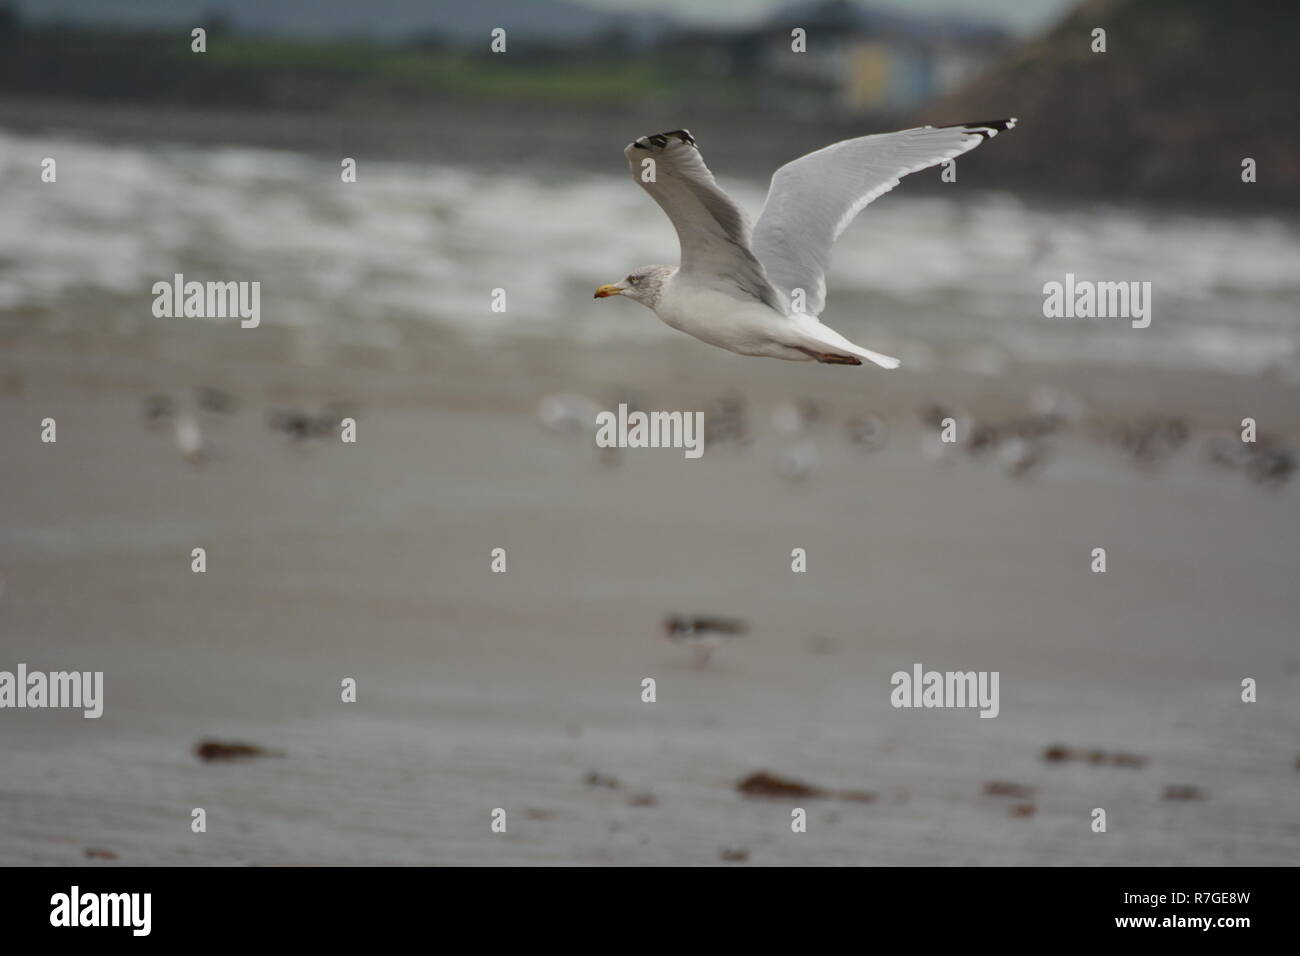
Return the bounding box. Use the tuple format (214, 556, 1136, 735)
(594, 284, 623, 299)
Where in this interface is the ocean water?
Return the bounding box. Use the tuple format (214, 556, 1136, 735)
(2, 127, 1297, 375)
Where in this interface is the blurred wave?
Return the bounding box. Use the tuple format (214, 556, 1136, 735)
(2, 127, 1297, 374)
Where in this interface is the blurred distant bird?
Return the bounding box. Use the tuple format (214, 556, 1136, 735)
(142, 391, 208, 464)
(704, 391, 751, 447)
(142, 393, 174, 428)
(664, 615, 748, 667)
(1205, 431, 1251, 470)
(1160, 419, 1190, 449)
(173, 413, 206, 467)
(1026, 385, 1085, 428)
(535, 393, 601, 435)
(595, 121, 1015, 365)
(268, 407, 315, 442)
(1112, 418, 1189, 469)
(966, 422, 1001, 457)
(268, 402, 355, 443)
(772, 397, 830, 436)
(1204, 431, 1295, 487)
(195, 386, 237, 415)
(919, 402, 957, 431)
(1246, 445, 1295, 487)
(999, 435, 1049, 478)
(844, 414, 888, 451)
(777, 441, 820, 482)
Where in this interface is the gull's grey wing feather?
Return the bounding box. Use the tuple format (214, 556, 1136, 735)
(625, 130, 784, 311)
(751, 119, 1016, 316)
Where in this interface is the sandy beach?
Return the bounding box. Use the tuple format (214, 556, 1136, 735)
(1, 320, 1297, 866)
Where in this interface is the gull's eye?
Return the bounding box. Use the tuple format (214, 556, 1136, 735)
(628, 275, 639, 286)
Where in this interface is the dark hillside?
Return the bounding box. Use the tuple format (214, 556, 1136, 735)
(921, 0, 1300, 205)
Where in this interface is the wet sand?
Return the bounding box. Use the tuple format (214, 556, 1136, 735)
(1, 329, 1297, 866)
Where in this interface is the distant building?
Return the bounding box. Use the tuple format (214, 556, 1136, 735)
(748, 0, 1010, 117)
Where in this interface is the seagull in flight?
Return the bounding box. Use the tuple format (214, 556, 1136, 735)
(595, 120, 1016, 367)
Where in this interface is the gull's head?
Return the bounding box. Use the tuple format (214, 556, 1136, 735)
(594, 264, 674, 310)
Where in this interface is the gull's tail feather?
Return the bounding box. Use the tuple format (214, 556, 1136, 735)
(845, 344, 902, 370)
(794, 319, 901, 369)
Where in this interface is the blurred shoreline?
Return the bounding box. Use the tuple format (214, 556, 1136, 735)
(3, 121, 1297, 392)
(0, 94, 879, 177)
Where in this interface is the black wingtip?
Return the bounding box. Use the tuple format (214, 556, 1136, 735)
(941, 117, 1018, 139)
(630, 129, 698, 151)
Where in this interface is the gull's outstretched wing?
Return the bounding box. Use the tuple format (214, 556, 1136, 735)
(625, 130, 783, 311)
(751, 119, 1016, 317)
